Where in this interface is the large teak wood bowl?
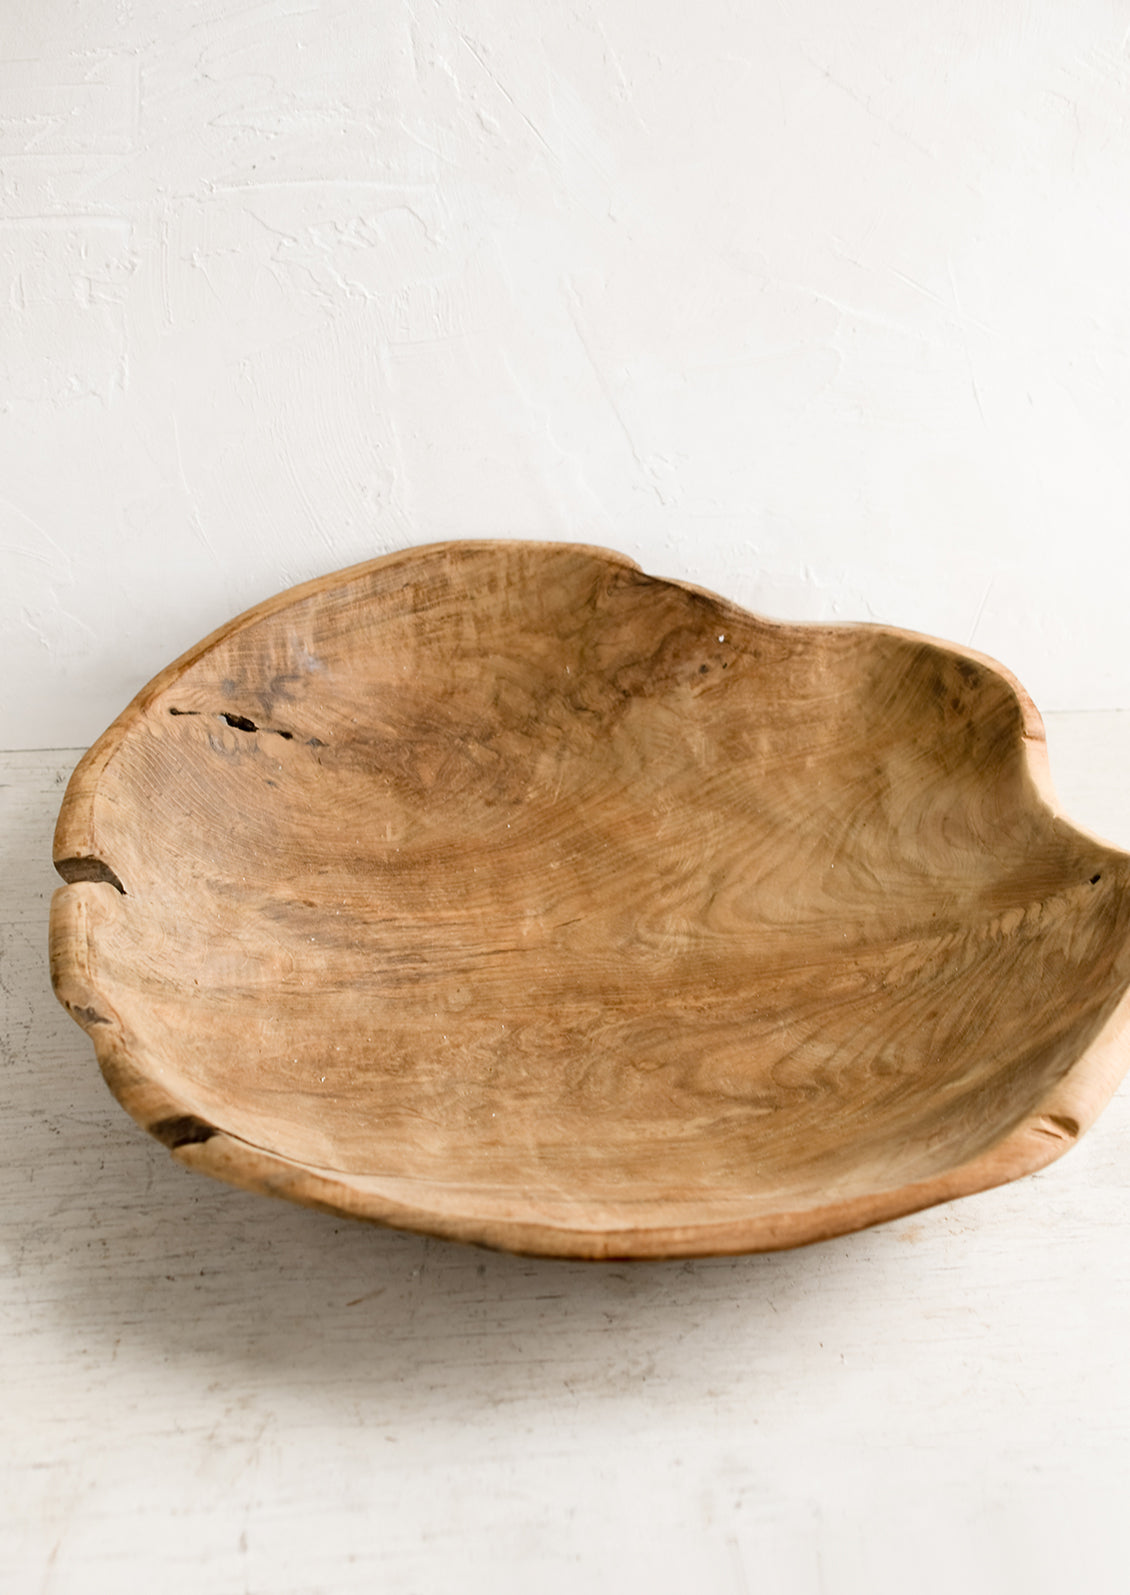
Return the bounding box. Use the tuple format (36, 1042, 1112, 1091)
(50, 542, 1130, 1258)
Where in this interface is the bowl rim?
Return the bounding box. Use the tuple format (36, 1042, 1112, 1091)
(49, 540, 1130, 1258)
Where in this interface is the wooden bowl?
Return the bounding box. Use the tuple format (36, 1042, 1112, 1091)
(50, 542, 1130, 1258)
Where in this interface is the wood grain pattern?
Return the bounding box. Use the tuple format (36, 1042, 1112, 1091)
(49, 542, 1130, 1256)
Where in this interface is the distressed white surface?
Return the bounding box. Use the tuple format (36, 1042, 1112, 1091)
(3, 0, 1130, 748)
(2, 715, 1130, 1592)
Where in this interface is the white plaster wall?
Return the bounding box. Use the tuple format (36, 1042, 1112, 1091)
(3, 0, 1130, 749)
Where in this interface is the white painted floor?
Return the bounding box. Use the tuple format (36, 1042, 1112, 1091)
(4, 713, 1130, 1594)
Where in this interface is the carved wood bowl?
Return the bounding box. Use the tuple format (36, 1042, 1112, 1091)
(50, 542, 1130, 1258)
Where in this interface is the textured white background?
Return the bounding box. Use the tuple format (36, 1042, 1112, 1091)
(3, 0, 1130, 749)
(7, 7, 1130, 1591)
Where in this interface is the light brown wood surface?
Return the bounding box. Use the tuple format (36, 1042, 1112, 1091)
(49, 542, 1130, 1256)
